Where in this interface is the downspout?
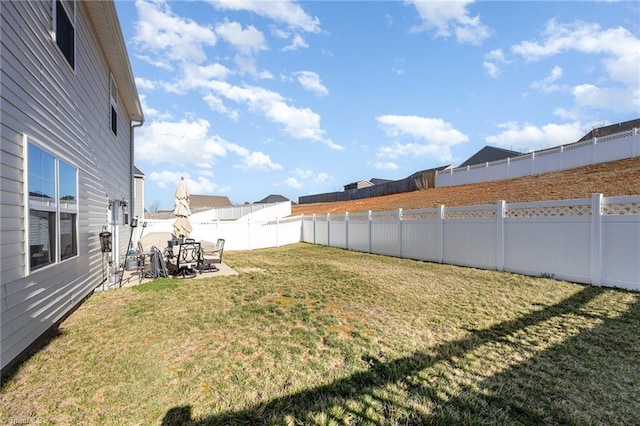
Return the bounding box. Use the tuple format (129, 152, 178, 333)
(117, 119, 144, 288)
(130, 119, 144, 221)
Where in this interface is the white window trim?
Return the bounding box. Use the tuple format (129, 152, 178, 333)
(24, 134, 80, 276)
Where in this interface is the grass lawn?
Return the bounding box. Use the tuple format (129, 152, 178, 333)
(1, 243, 638, 425)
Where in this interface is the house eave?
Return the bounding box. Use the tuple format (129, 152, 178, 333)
(84, 1, 144, 123)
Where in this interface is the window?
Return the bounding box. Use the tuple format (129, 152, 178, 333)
(53, 0, 75, 69)
(111, 106, 118, 136)
(110, 74, 118, 136)
(27, 142, 78, 271)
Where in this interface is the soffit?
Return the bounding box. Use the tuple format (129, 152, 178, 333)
(83, 1, 144, 122)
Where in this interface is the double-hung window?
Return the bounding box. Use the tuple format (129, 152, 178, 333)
(110, 74, 118, 136)
(52, 0, 75, 69)
(27, 141, 78, 271)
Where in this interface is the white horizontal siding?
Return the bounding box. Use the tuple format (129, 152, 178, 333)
(1, 1, 136, 371)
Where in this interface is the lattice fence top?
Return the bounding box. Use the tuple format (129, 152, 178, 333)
(505, 204, 591, 218)
(602, 201, 640, 216)
(330, 215, 347, 222)
(445, 209, 497, 220)
(371, 213, 399, 222)
(403, 211, 438, 221)
(597, 129, 633, 144)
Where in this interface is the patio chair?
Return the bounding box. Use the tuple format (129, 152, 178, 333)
(174, 240, 202, 278)
(198, 238, 224, 273)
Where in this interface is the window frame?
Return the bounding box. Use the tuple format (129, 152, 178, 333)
(25, 136, 79, 274)
(52, 0, 76, 71)
(110, 73, 118, 136)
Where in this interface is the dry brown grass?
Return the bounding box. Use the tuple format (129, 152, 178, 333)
(1, 244, 638, 425)
(292, 157, 640, 216)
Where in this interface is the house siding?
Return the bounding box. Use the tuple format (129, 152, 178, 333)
(1, 1, 137, 372)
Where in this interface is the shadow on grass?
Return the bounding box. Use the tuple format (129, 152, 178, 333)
(162, 286, 638, 425)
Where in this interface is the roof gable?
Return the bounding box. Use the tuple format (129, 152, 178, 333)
(459, 146, 522, 168)
(190, 195, 232, 208)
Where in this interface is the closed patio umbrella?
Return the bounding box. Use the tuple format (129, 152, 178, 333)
(173, 177, 192, 239)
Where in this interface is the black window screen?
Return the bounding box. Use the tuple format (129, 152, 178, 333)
(56, 0, 74, 68)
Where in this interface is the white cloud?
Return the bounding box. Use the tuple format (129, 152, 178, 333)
(485, 121, 585, 152)
(236, 151, 283, 172)
(283, 34, 309, 51)
(138, 94, 172, 120)
(184, 63, 232, 84)
(293, 168, 314, 179)
(513, 20, 638, 77)
(207, 0, 321, 33)
(147, 171, 230, 195)
(292, 169, 329, 183)
(406, 0, 491, 45)
(135, 77, 157, 90)
(136, 118, 227, 165)
(483, 49, 508, 78)
(294, 71, 329, 96)
(571, 84, 638, 113)
(314, 172, 330, 183)
(137, 117, 283, 175)
(286, 169, 330, 188)
(376, 115, 468, 162)
(203, 93, 239, 120)
(134, 0, 217, 64)
(512, 20, 640, 115)
(215, 20, 267, 55)
(530, 66, 564, 93)
(375, 161, 399, 170)
(284, 177, 302, 188)
(203, 80, 341, 149)
(232, 55, 274, 78)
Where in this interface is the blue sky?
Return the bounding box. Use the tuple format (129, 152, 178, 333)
(114, 0, 640, 211)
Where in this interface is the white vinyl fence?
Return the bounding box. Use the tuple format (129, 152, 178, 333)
(436, 128, 640, 187)
(135, 196, 639, 290)
(301, 194, 640, 291)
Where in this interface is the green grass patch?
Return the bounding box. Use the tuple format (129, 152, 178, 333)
(1, 243, 638, 425)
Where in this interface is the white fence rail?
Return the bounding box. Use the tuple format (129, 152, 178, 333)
(301, 195, 640, 291)
(436, 129, 640, 187)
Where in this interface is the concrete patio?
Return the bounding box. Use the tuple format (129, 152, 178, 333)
(118, 260, 238, 288)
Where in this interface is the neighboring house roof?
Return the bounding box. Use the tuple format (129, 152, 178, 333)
(576, 118, 640, 142)
(370, 178, 393, 185)
(459, 146, 523, 168)
(84, 1, 143, 122)
(190, 195, 232, 209)
(145, 195, 233, 219)
(133, 165, 144, 176)
(255, 194, 294, 204)
(344, 180, 374, 190)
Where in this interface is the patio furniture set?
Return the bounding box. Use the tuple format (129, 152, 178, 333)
(128, 238, 225, 283)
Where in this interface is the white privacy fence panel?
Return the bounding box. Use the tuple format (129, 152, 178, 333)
(302, 195, 640, 291)
(346, 212, 370, 253)
(330, 214, 348, 249)
(601, 197, 640, 288)
(401, 209, 440, 262)
(443, 205, 498, 270)
(314, 215, 329, 246)
(371, 211, 401, 257)
(503, 199, 592, 283)
(436, 129, 639, 187)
